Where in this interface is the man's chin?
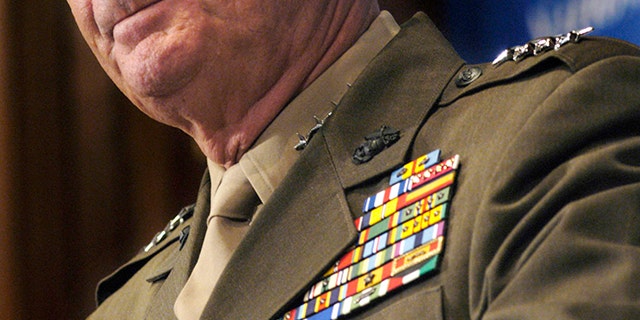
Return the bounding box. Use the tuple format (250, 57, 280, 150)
(114, 71, 192, 128)
(122, 66, 195, 99)
(130, 93, 190, 130)
(115, 35, 204, 98)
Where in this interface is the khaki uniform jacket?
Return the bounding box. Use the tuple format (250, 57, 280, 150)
(89, 13, 640, 320)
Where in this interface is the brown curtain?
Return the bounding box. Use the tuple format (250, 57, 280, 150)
(1, 0, 16, 318)
(0, 1, 445, 318)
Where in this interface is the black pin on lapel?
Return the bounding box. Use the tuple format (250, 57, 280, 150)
(352, 125, 400, 164)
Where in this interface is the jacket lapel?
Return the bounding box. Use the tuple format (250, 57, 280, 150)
(201, 13, 463, 319)
(326, 12, 464, 189)
(144, 172, 212, 319)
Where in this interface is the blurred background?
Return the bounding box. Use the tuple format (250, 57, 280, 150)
(1, 0, 638, 318)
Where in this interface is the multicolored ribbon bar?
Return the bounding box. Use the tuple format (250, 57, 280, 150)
(322, 188, 451, 280)
(278, 153, 460, 320)
(306, 220, 446, 302)
(357, 191, 451, 245)
(301, 257, 439, 320)
(287, 241, 443, 320)
(356, 169, 456, 232)
(362, 151, 457, 213)
(388, 149, 441, 186)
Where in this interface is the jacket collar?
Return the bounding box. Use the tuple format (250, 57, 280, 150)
(201, 12, 463, 319)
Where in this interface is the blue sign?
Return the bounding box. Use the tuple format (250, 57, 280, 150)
(445, 0, 640, 63)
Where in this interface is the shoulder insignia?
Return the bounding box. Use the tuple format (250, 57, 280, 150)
(440, 26, 640, 105)
(492, 27, 594, 67)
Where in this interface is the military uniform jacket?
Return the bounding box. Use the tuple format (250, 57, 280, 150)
(90, 13, 640, 320)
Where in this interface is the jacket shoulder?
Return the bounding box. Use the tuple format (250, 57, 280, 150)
(441, 34, 640, 104)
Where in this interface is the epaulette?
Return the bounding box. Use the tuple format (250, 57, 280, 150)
(440, 27, 640, 105)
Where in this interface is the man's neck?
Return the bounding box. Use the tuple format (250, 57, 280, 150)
(198, 1, 381, 168)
